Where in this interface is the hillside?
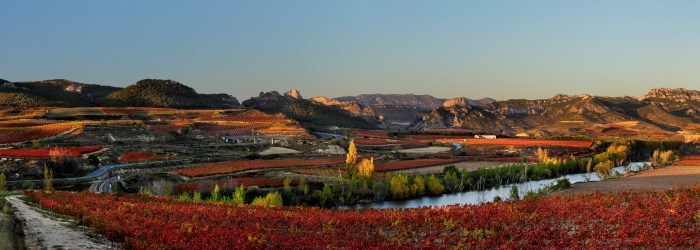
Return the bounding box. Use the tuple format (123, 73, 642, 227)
(105, 79, 239, 108)
(242, 90, 379, 129)
(408, 89, 700, 141)
(0, 78, 239, 109)
(335, 94, 494, 126)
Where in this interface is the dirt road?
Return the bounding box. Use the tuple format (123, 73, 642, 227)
(5, 196, 115, 249)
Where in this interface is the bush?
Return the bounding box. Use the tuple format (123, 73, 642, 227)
(251, 192, 283, 207)
(593, 160, 614, 179)
(651, 149, 676, 166)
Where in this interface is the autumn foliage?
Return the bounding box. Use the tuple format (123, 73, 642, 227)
(0, 146, 102, 158)
(25, 187, 700, 248)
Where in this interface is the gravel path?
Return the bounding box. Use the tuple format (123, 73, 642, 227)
(5, 196, 115, 249)
(557, 165, 700, 196)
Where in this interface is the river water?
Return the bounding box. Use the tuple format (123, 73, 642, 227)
(342, 162, 649, 209)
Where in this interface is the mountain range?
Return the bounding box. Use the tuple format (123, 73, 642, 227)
(407, 89, 700, 141)
(1, 77, 698, 140)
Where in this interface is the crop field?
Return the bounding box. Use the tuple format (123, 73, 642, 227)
(25, 187, 700, 248)
(0, 123, 77, 144)
(174, 177, 294, 194)
(118, 152, 177, 163)
(0, 146, 102, 158)
(374, 158, 467, 172)
(172, 158, 346, 177)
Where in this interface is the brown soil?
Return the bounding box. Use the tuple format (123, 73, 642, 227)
(557, 165, 700, 196)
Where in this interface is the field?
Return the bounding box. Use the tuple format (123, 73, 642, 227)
(172, 158, 346, 178)
(0, 146, 102, 158)
(25, 187, 700, 248)
(174, 177, 294, 194)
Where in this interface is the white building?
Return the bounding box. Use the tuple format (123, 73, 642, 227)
(474, 135, 497, 139)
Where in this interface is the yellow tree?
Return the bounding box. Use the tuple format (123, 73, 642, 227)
(358, 157, 374, 177)
(345, 140, 358, 176)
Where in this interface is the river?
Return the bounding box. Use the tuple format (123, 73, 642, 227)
(342, 162, 649, 209)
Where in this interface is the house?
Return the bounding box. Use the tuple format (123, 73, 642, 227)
(474, 135, 497, 139)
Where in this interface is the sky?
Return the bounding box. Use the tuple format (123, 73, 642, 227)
(2, 1, 700, 101)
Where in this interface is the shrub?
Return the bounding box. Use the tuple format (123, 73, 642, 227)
(251, 192, 283, 207)
(593, 160, 614, 179)
(509, 185, 519, 201)
(651, 149, 676, 166)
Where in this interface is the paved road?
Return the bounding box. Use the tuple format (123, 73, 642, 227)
(314, 132, 344, 141)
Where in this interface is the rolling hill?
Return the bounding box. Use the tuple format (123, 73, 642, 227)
(0, 78, 239, 108)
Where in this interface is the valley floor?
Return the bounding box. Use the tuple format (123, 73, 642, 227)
(557, 164, 700, 196)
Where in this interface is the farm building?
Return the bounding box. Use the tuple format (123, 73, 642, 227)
(474, 135, 497, 139)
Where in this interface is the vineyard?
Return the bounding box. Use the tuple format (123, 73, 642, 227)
(354, 138, 424, 146)
(410, 137, 594, 148)
(0, 123, 77, 144)
(174, 177, 293, 194)
(674, 155, 700, 166)
(0, 146, 102, 158)
(172, 158, 346, 177)
(374, 158, 467, 172)
(25, 187, 700, 248)
(118, 152, 177, 163)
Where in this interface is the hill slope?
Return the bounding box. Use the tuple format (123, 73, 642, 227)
(242, 90, 379, 129)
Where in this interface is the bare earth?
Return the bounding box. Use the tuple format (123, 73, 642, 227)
(6, 196, 115, 249)
(259, 147, 301, 155)
(557, 165, 700, 196)
(395, 161, 496, 175)
(397, 146, 451, 154)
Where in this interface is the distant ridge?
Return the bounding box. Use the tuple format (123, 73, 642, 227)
(408, 88, 700, 141)
(0, 78, 239, 108)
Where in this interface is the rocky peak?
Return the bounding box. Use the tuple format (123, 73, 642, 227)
(641, 88, 700, 102)
(257, 91, 282, 100)
(285, 89, 303, 99)
(64, 84, 83, 93)
(443, 98, 472, 109)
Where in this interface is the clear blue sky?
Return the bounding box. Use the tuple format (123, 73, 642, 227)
(2, 1, 699, 101)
